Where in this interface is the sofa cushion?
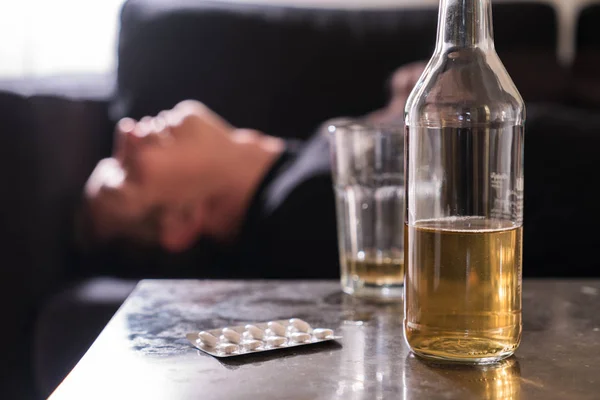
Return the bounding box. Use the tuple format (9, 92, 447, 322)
(524, 103, 600, 277)
(0, 76, 113, 398)
(0, 75, 115, 282)
(0, 91, 39, 400)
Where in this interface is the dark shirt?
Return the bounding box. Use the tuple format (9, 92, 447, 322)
(231, 131, 339, 278)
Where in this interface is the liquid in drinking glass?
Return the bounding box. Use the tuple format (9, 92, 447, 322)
(342, 252, 405, 287)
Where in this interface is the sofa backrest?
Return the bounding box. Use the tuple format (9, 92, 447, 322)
(573, 4, 600, 108)
(112, 0, 561, 140)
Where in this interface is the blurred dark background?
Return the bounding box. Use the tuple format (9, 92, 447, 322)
(1, 0, 600, 398)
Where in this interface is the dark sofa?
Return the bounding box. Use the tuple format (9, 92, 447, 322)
(1, 0, 600, 398)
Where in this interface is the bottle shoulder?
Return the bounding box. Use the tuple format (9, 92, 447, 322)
(405, 48, 525, 128)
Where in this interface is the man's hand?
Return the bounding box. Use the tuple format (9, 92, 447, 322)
(367, 61, 427, 124)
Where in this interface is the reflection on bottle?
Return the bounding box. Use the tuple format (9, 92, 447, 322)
(403, 354, 521, 400)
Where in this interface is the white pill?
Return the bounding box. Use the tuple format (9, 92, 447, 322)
(265, 328, 276, 337)
(245, 324, 265, 340)
(198, 331, 218, 347)
(217, 343, 238, 354)
(312, 328, 334, 339)
(267, 321, 287, 336)
(242, 340, 262, 351)
(266, 336, 287, 347)
(290, 332, 311, 343)
(222, 328, 242, 344)
(286, 325, 298, 335)
(289, 318, 312, 333)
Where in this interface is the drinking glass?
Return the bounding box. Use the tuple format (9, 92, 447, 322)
(327, 118, 405, 300)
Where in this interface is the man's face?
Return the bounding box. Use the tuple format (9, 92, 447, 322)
(84, 101, 234, 247)
(84, 156, 161, 244)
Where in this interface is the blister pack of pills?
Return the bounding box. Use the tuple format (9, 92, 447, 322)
(186, 318, 341, 358)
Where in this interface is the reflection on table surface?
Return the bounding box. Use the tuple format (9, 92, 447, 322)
(337, 294, 521, 400)
(49, 280, 600, 400)
(404, 355, 521, 400)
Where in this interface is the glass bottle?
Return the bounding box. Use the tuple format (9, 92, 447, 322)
(403, 0, 525, 363)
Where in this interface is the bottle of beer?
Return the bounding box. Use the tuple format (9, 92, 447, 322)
(403, 0, 525, 363)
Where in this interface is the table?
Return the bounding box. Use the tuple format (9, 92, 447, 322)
(49, 279, 600, 400)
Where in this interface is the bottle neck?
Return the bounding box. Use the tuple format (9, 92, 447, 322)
(436, 0, 494, 52)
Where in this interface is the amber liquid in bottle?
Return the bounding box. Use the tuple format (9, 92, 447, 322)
(405, 217, 522, 362)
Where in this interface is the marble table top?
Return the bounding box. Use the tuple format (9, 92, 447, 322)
(49, 279, 600, 399)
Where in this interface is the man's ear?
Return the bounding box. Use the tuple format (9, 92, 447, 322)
(159, 205, 203, 252)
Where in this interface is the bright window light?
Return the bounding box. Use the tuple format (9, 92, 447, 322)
(0, 0, 126, 78)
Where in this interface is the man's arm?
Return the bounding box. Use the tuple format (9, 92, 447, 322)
(230, 130, 339, 279)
